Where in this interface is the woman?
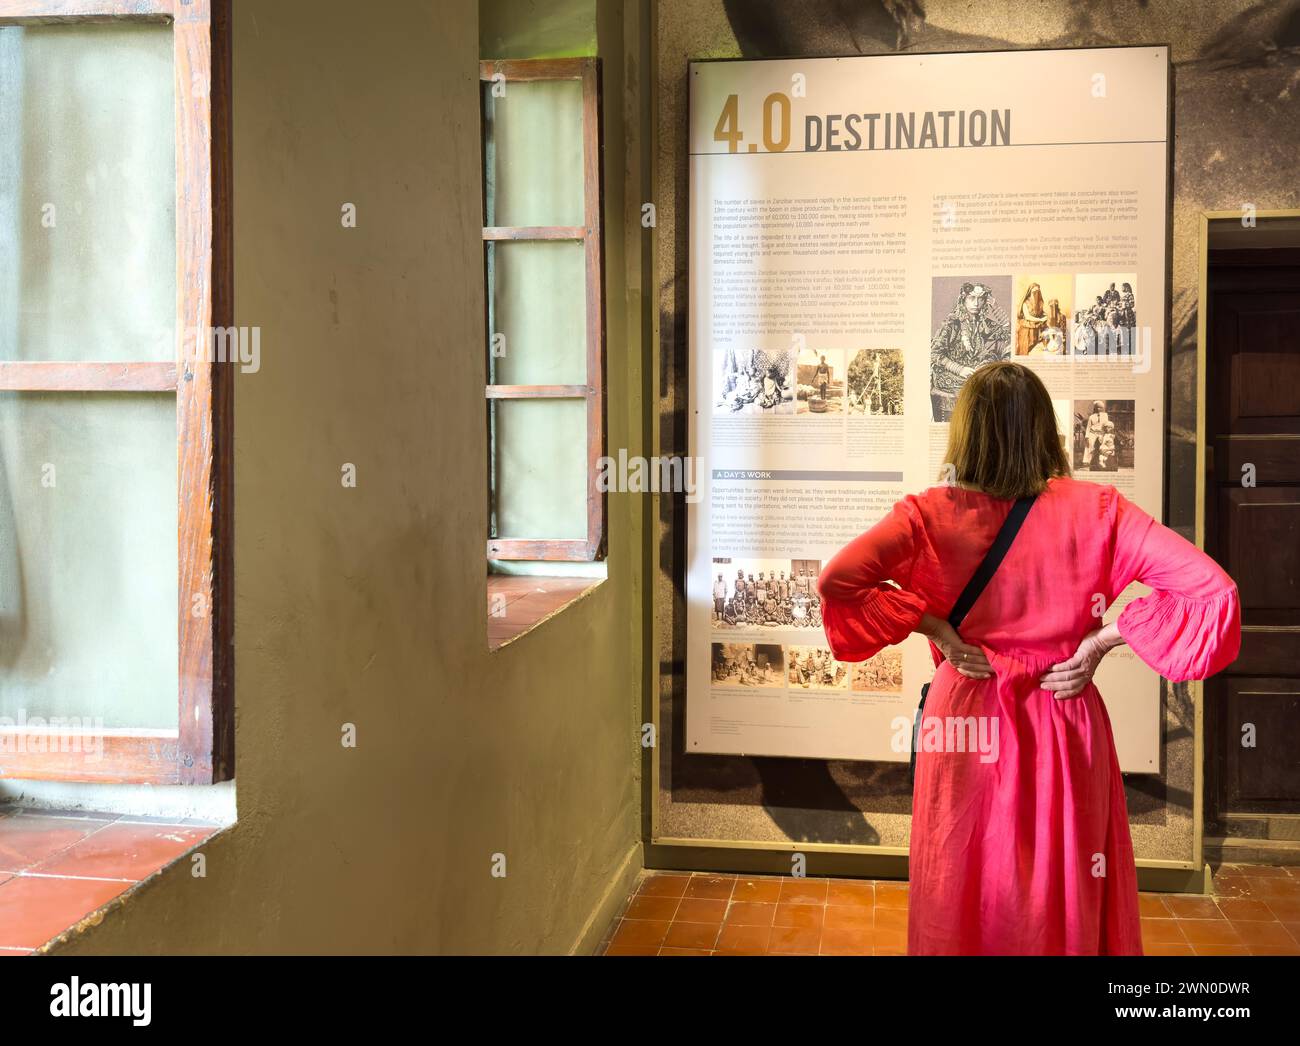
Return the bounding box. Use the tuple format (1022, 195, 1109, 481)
(1015, 282, 1047, 355)
(1046, 296, 1067, 336)
(929, 282, 1012, 421)
(817, 363, 1239, 955)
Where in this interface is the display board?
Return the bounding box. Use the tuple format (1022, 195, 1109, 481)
(686, 47, 1168, 772)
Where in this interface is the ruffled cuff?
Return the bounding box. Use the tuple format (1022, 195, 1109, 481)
(821, 584, 926, 663)
(1116, 585, 1241, 682)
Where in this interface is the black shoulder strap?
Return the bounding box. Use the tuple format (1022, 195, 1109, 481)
(946, 494, 1037, 629)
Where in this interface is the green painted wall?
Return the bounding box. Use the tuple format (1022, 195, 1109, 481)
(480, 0, 597, 58)
(54, 0, 645, 955)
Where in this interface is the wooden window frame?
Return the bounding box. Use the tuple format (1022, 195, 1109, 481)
(0, 0, 232, 784)
(480, 57, 606, 562)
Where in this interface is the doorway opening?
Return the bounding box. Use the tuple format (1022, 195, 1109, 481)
(1201, 212, 1300, 867)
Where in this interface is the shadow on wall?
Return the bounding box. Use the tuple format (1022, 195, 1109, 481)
(722, 0, 1300, 61)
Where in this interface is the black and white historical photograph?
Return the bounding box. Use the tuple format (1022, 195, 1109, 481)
(711, 642, 784, 688)
(929, 275, 1012, 421)
(846, 348, 904, 415)
(786, 645, 850, 690)
(710, 557, 823, 629)
(1071, 274, 1138, 356)
(796, 348, 845, 415)
(713, 346, 797, 415)
(1073, 398, 1136, 472)
(850, 648, 904, 693)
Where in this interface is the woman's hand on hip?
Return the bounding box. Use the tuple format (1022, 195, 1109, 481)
(919, 613, 992, 679)
(1040, 623, 1123, 698)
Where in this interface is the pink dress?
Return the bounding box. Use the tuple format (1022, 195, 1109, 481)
(817, 476, 1240, 955)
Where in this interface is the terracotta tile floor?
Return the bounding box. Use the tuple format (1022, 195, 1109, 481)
(486, 575, 602, 650)
(0, 808, 219, 955)
(599, 865, 1300, 955)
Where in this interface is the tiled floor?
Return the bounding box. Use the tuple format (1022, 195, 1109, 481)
(0, 808, 220, 955)
(599, 865, 1300, 955)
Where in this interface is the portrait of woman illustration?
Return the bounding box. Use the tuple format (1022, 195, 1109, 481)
(817, 362, 1240, 955)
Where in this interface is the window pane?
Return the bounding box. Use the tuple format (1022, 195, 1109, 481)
(0, 24, 176, 362)
(491, 398, 587, 539)
(487, 240, 587, 386)
(482, 77, 584, 228)
(0, 392, 178, 730)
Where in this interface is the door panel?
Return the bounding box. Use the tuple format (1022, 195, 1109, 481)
(1206, 251, 1300, 834)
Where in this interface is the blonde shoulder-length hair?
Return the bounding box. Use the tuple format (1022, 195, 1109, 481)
(940, 362, 1071, 498)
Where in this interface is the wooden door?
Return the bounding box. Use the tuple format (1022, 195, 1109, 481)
(1205, 246, 1300, 862)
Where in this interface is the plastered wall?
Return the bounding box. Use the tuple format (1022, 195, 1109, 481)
(54, 0, 645, 955)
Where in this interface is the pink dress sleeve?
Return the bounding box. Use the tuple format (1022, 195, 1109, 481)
(817, 498, 926, 662)
(1108, 490, 1241, 682)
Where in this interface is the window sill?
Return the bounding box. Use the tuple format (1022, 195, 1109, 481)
(487, 575, 604, 650)
(0, 808, 221, 954)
